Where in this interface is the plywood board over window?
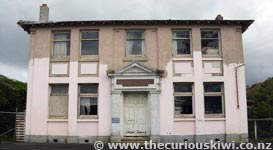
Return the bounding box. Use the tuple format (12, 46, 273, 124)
(48, 84, 69, 119)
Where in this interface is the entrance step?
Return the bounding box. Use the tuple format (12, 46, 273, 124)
(122, 136, 150, 142)
(120, 136, 155, 145)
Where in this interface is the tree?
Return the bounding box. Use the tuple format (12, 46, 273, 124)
(0, 75, 27, 141)
(247, 77, 273, 118)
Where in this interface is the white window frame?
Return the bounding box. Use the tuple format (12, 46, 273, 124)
(203, 82, 225, 118)
(125, 30, 145, 56)
(201, 30, 221, 56)
(52, 32, 71, 57)
(78, 84, 98, 119)
(80, 31, 99, 56)
(172, 30, 192, 56)
(173, 82, 195, 118)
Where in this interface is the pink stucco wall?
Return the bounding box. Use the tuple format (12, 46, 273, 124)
(25, 25, 248, 139)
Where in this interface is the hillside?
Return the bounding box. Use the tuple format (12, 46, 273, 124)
(0, 75, 27, 140)
(0, 75, 27, 112)
(247, 77, 273, 118)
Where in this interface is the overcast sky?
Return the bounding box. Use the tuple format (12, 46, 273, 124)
(0, 0, 273, 86)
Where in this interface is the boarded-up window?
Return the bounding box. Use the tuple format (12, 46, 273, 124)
(204, 82, 224, 117)
(174, 83, 194, 117)
(52, 32, 70, 56)
(81, 31, 99, 55)
(49, 84, 68, 119)
(126, 31, 144, 55)
(79, 84, 98, 118)
(201, 30, 220, 55)
(172, 30, 191, 55)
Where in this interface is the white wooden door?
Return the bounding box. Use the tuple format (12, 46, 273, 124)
(124, 92, 148, 136)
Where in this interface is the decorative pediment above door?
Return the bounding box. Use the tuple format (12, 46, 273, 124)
(107, 62, 164, 90)
(107, 62, 164, 77)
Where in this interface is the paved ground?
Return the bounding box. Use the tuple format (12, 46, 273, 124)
(1, 142, 272, 150)
(0, 143, 96, 150)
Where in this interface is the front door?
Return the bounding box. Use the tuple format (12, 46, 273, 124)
(124, 92, 148, 136)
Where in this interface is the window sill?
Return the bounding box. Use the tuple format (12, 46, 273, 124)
(202, 55, 222, 59)
(123, 56, 148, 62)
(205, 114, 225, 119)
(77, 119, 99, 122)
(79, 55, 99, 62)
(47, 119, 68, 122)
(202, 57, 223, 61)
(50, 74, 69, 77)
(174, 118, 195, 122)
(50, 56, 70, 62)
(78, 115, 98, 119)
(174, 114, 195, 119)
(172, 54, 192, 58)
(172, 57, 193, 61)
(204, 118, 226, 121)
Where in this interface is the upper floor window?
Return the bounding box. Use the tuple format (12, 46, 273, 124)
(172, 30, 191, 55)
(126, 31, 145, 56)
(79, 84, 98, 118)
(204, 82, 224, 117)
(201, 30, 220, 56)
(174, 82, 194, 117)
(81, 31, 99, 55)
(52, 32, 70, 56)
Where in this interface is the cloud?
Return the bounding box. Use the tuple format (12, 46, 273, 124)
(0, 0, 273, 85)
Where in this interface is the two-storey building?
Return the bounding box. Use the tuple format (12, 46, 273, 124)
(18, 4, 253, 143)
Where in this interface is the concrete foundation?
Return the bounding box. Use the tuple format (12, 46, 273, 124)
(25, 134, 248, 143)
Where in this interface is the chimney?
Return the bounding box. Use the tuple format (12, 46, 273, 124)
(215, 14, 223, 21)
(39, 4, 49, 22)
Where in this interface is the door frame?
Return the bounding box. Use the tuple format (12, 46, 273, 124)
(123, 91, 150, 137)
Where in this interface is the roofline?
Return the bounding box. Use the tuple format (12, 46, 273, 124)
(17, 19, 254, 34)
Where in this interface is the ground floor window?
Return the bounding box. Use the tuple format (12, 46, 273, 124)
(173, 82, 194, 117)
(48, 84, 69, 119)
(204, 82, 224, 117)
(78, 84, 98, 118)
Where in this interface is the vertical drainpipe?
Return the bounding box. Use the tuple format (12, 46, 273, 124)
(235, 64, 245, 109)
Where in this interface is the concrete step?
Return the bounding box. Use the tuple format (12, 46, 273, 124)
(122, 136, 150, 141)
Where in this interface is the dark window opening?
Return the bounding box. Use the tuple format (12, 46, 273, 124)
(204, 96, 222, 114)
(174, 83, 192, 93)
(173, 31, 191, 55)
(204, 83, 222, 92)
(79, 84, 98, 117)
(81, 31, 99, 55)
(175, 96, 193, 114)
(174, 83, 194, 116)
(80, 84, 98, 94)
(201, 30, 220, 55)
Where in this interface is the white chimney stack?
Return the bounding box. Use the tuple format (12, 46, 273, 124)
(39, 4, 49, 22)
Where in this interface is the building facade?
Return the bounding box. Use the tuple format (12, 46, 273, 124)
(18, 4, 253, 143)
